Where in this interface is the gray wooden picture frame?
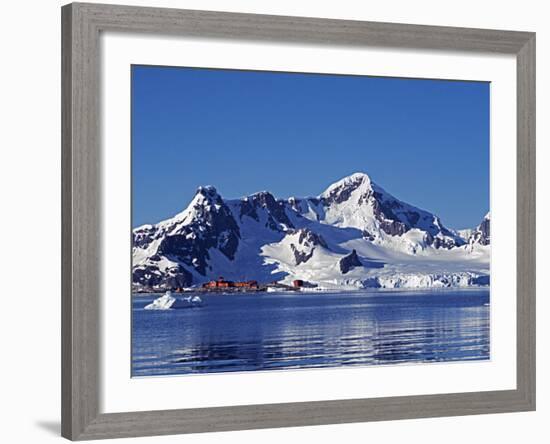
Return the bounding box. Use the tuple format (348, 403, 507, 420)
(61, 2, 536, 440)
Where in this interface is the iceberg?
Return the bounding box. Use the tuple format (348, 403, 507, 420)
(144, 291, 203, 310)
(144, 292, 176, 310)
(180, 295, 203, 306)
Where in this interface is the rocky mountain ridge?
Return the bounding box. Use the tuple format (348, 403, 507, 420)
(133, 173, 490, 290)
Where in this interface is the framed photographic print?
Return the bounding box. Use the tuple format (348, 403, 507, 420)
(61, 2, 535, 440)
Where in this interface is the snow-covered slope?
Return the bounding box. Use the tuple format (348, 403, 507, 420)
(288, 173, 463, 253)
(132, 172, 490, 290)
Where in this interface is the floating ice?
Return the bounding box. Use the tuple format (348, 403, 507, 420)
(144, 292, 203, 310)
(144, 292, 176, 310)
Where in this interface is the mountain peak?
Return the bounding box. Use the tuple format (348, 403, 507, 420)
(322, 172, 372, 192)
(466, 212, 490, 247)
(347, 172, 372, 181)
(319, 172, 373, 202)
(196, 185, 219, 197)
(250, 190, 274, 199)
(133, 172, 488, 292)
(191, 185, 224, 206)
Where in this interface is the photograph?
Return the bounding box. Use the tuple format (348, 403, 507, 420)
(131, 65, 491, 377)
(1, 1, 540, 442)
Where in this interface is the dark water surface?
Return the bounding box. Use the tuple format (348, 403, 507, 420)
(132, 289, 489, 377)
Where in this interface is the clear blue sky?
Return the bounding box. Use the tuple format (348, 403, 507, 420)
(132, 65, 489, 230)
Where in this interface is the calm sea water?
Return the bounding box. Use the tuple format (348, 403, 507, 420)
(131, 289, 489, 377)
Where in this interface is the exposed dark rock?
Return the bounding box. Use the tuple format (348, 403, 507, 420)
(322, 175, 365, 205)
(133, 225, 162, 250)
(371, 192, 409, 236)
(291, 244, 314, 265)
(378, 218, 409, 236)
(239, 198, 259, 221)
(289, 228, 328, 265)
(287, 197, 301, 213)
(132, 264, 192, 289)
(339, 249, 362, 274)
(425, 232, 462, 250)
(265, 215, 279, 231)
(431, 236, 457, 249)
(468, 214, 490, 246)
(404, 211, 420, 226)
(478, 217, 490, 245)
(248, 191, 294, 230)
(371, 192, 462, 248)
(140, 186, 240, 278)
(164, 269, 194, 289)
(362, 229, 375, 241)
(297, 228, 328, 248)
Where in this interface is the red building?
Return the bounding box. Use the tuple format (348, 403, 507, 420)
(202, 277, 259, 289)
(292, 279, 304, 288)
(234, 280, 259, 288)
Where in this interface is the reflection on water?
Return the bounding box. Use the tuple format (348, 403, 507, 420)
(132, 290, 489, 376)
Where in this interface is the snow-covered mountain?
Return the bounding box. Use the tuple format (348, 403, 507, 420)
(466, 212, 491, 247)
(132, 172, 490, 290)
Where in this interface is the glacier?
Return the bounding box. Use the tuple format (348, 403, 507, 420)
(132, 172, 490, 291)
